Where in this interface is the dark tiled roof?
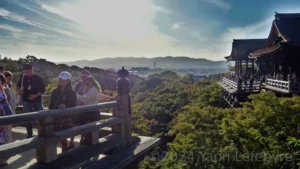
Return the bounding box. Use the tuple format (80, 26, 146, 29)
(224, 39, 266, 61)
(275, 13, 300, 46)
(250, 13, 300, 57)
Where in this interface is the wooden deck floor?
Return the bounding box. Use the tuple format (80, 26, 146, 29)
(2, 127, 160, 169)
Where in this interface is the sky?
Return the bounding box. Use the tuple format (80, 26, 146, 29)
(0, 0, 300, 62)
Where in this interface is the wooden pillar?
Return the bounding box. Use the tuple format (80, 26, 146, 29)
(240, 60, 243, 74)
(36, 117, 57, 163)
(112, 67, 132, 147)
(238, 61, 240, 74)
(246, 60, 248, 74)
(235, 61, 237, 72)
(84, 131, 99, 145)
(252, 60, 254, 73)
(274, 60, 277, 78)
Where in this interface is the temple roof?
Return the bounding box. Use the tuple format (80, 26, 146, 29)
(224, 39, 266, 61)
(250, 13, 300, 57)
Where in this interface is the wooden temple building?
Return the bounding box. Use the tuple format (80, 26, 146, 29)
(219, 12, 300, 107)
(218, 39, 266, 107)
(250, 13, 300, 94)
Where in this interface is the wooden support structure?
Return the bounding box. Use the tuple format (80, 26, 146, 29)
(113, 66, 132, 147)
(36, 116, 56, 163)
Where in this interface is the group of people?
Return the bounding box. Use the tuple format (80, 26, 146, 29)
(0, 64, 102, 166)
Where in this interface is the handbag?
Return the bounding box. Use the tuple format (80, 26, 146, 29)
(8, 90, 17, 114)
(17, 74, 24, 106)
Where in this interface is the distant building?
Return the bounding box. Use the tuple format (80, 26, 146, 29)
(131, 67, 150, 71)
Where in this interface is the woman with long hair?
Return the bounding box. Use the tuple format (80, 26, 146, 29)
(0, 74, 13, 166)
(69, 76, 101, 146)
(48, 71, 76, 152)
(3, 71, 17, 114)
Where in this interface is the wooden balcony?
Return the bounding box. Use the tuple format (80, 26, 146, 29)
(264, 78, 300, 94)
(218, 77, 261, 94)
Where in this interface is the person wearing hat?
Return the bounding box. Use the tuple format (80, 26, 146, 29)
(48, 71, 76, 152)
(16, 64, 45, 138)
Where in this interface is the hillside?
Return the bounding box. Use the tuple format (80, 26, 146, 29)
(60, 56, 227, 69)
(0, 55, 142, 92)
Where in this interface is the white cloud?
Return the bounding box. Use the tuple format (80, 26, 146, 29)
(0, 24, 22, 33)
(220, 19, 272, 42)
(203, 0, 231, 10)
(40, 0, 164, 40)
(0, 8, 77, 38)
(0, 8, 10, 16)
(171, 22, 182, 30)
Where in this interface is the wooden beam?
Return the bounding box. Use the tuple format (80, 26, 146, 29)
(36, 116, 57, 163)
(101, 112, 113, 119)
(0, 101, 120, 126)
(0, 137, 45, 158)
(54, 117, 123, 140)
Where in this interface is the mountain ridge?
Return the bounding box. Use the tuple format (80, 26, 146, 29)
(59, 56, 227, 69)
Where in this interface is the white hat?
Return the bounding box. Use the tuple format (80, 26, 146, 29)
(58, 71, 71, 80)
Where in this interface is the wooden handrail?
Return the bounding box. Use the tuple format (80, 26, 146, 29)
(0, 101, 119, 126)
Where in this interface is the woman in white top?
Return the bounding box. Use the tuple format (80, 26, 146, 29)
(76, 76, 101, 105)
(72, 76, 101, 145)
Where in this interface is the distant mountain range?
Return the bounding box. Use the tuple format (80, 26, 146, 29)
(60, 56, 227, 69)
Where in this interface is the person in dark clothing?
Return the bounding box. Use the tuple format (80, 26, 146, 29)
(16, 64, 46, 138)
(0, 66, 3, 74)
(49, 71, 76, 152)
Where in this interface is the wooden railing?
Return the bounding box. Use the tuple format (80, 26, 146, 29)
(0, 78, 132, 164)
(221, 77, 237, 89)
(220, 77, 261, 92)
(265, 78, 290, 93)
(16, 94, 115, 114)
(265, 78, 300, 93)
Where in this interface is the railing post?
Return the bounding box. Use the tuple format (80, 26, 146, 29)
(36, 116, 57, 163)
(113, 67, 132, 147)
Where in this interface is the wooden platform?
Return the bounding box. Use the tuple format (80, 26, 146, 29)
(3, 127, 160, 169)
(217, 81, 260, 94)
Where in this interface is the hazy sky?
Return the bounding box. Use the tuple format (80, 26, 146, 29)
(0, 0, 300, 62)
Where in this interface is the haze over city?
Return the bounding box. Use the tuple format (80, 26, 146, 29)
(0, 0, 300, 62)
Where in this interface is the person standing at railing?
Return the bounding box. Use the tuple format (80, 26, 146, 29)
(69, 70, 90, 148)
(16, 64, 46, 138)
(3, 71, 17, 113)
(74, 76, 101, 145)
(0, 74, 13, 166)
(73, 70, 90, 106)
(49, 71, 76, 152)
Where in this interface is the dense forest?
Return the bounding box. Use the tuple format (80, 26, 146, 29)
(128, 70, 300, 169)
